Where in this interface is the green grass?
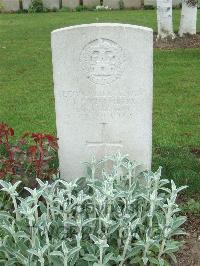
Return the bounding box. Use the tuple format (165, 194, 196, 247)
(0, 10, 200, 197)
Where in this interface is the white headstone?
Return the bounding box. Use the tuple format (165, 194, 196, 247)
(62, 0, 80, 9)
(22, 0, 32, 10)
(51, 23, 153, 180)
(42, 0, 60, 9)
(103, 0, 119, 9)
(0, 0, 20, 12)
(83, 0, 100, 8)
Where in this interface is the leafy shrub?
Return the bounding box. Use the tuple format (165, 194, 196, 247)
(0, 123, 58, 187)
(182, 199, 200, 214)
(75, 5, 88, 12)
(185, 0, 198, 6)
(53, 7, 58, 12)
(95, 5, 111, 11)
(59, 6, 71, 12)
(143, 5, 155, 10)
(28, 0, 43, 13)
(119, 0, 124, 10)
(0, 153, 187, 265)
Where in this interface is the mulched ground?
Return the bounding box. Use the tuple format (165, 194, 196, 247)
(175, 213, 200, 266)
(153, 33, 200, 49)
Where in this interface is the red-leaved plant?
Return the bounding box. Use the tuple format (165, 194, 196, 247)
(0, 123, 58, 187)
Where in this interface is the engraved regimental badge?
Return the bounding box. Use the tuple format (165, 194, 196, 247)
(80, 38, 125, 85)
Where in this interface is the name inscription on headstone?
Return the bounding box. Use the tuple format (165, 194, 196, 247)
(62, 91, 135, 120)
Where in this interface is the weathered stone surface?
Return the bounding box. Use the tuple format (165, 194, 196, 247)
(22, 0, 31, 10)
(42, 0, 60, 9)
(144, 0, 181, 6)
(62, 0, 80, 9)
(51, 23, 153, 179)
(0, 0, 20, 11)
(103, 0, 119, 9)
(173, 0, 181, 6)
(83, 0, 100, 8)
(144, 0, 155, 6)
(123, 0, 141, 9)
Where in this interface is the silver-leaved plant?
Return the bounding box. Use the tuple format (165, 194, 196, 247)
(0, 153, 187, 266)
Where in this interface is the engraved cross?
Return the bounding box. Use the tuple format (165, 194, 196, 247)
(86, 123, 122, 155)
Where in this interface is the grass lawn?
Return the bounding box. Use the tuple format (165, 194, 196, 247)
(0, 10, 200, 197)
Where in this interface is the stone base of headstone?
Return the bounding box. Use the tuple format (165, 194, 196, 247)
(103, 0, 119, 9)
(83, 0, 100, 8)
(22, 0, 32, 10)
(0, 0, 20, 12)
(62, 0, 80, 9)
(42, 0, 60, 9)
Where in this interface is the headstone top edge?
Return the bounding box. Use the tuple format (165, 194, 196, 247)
(51, 23, 153, 36)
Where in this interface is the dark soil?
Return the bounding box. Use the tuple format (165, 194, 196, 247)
(191, 148, 200, 160)
(153, 33, 200, 49)
(175, 213, 200, 266)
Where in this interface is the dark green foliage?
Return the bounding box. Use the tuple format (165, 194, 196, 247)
(143, 5, 155, 10)
(182, 199, 200, 214)
(76, 5, 88, 12)
(28, 0, 43, 13)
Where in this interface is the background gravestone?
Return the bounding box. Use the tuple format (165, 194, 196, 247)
(42, 0, 60, 9)
(103, 0, 119, 9)
(22, 0, 32, 10)
(62, 0, 80, 9)
(0, 0, 20, 11)
(51, 23, 153, 180)
(123, 0, 141, 9)
(83, 0, 100, 8)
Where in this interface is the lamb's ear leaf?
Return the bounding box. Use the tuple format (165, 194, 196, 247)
(15, 231, 29, 240)
(69, 252, 79, 266)
(109, 222, 119, 234)
(103, 253, 113, 264)
(85, 242, 96, 255)
(83, 254, 97, 262)
(13, 181, 22, 190)
(0, 180, 10, 190)
(39, 201, 47, 213)
(34, 236, 40, 250)
(28, 249, 39, 257)
(172, 216, 187, 229)
(177, 185, 188, 193)
(50, 251, 63, 257)
(89, 234, 99, 243)
(0, 211, 14, 220)
(148, 257, 159, 265)
(130, 256, 141, 264)
(68, 247, 81, 258)
(165, 252, 177, 263)
(82, 218, 96, 227)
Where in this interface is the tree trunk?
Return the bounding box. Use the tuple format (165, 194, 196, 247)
(179, 0, 197, 37)
(157, 0, 175, 39)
